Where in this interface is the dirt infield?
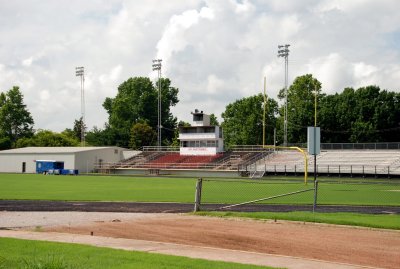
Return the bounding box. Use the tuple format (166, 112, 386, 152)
(46, 214, 400, 269)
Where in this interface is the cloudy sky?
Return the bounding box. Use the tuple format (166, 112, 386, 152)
(0, 0, 399, 132)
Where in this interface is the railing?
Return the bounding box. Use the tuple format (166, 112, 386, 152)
(94, 162, 237, 171)
(286, 142, 400, 150)
(94, 161, 400, 176)
(321, 143, 400, 150)
(142, 146, 180, 152)
(248, 164, 400, 176)
(140, 143, 400, 153)
(230, 145, 273, 152)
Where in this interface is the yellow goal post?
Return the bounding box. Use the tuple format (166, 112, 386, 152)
(262, 145, 308, 184)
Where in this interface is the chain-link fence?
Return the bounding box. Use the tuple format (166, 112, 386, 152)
(194, 178, 400, 212)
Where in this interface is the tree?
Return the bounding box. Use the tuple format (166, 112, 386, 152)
(278, 74, 322, 144)
(72, 117, 86, 141)
(103, 77, 179, 147)
(318, 85, 400, 142)
(0, 136, 11, 150)
(129, 122, 156, 149)
(15, 130, 79, 147)
(170, 120, 191, 147)
(0, 86, 34, 147)
(210, 113, 219, 126)
(85, 124, 116, 146)
(222, 94, 278, 147)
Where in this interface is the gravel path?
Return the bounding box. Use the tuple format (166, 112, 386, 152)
(0, 211, 168, 229)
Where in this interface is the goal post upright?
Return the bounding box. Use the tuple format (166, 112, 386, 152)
(262, 145, 308, 184)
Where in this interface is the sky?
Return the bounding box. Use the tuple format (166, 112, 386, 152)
(0, 0, 399, 132)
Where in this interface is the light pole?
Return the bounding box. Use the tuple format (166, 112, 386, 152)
(263, 76, 267, 147)
(314, 82, 318, 128)
(75, 66, 85, 147)
(152, 59, 162, 149)
(278, 44, 290, 146)
(314, 81, 318, 183)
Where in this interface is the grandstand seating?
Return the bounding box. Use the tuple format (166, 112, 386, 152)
(100, 148, 400, 176)
(253, 150, 400, 175)
(129, 152, 225, 169)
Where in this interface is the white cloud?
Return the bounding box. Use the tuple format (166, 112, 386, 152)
(156, 7, 214, 72)
(22, 57, 33, 67)
(0, 0, 399, 132)
(99, 65, 123, 85)
(234, 0, 255, 14)
(206, 74, 224, 94)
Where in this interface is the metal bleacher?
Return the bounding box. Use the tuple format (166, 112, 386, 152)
(248, 150, 400, 177)
(96, 146, 400, 178)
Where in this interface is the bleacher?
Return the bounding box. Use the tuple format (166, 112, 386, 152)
(253, 150, 400, 176)
(98, 147, 400, 177)
(145, 153, 221, 169)
(102, 150, 268, 172)
(121, 152, 225, 169)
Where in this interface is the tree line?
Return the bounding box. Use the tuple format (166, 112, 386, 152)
(1, 74, 399, 150)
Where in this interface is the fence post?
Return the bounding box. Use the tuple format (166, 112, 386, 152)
(313, 180, 319, 213)
(194, 178, 203, 212)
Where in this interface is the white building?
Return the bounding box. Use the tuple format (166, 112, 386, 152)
(0, 147, 127, 173)
(178, 110, 224, 155)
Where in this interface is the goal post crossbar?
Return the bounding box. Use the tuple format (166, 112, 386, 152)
(263, 145, 308, 184)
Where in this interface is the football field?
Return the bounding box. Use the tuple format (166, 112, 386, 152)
(0, 173, 399, 206)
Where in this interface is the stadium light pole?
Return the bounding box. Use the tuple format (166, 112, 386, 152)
(278, 44, 290, 146)
(75, 66, 85, 147)
(314, 82, 318, 128)
(152, 59, 162, 149)
(314, 81, 318, 183)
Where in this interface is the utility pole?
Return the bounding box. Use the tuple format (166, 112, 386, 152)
(152, 59, 162, 149)
(278, 44, 290, 146)
(75, 66, 85, 147)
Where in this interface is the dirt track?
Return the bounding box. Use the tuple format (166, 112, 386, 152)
(46, 214, 400, 269)
(1, 200, 399, 214)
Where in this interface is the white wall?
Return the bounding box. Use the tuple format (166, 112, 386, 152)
(122, 150, 141, 160)
(0, 147, 125, 173)
(180, 147, 217, 156)
(0, 154, 75, 173)
(74, 147, 124, 173)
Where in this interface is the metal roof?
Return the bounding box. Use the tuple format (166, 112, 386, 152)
(0, 147, 123, 154)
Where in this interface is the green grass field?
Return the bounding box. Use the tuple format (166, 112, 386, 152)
(0, 174, 196, 202)
(0, 173, 399, 206)
(0, 238, 274, 269)
(195, 211, 400, 230)
(201, 178, 400, 206)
